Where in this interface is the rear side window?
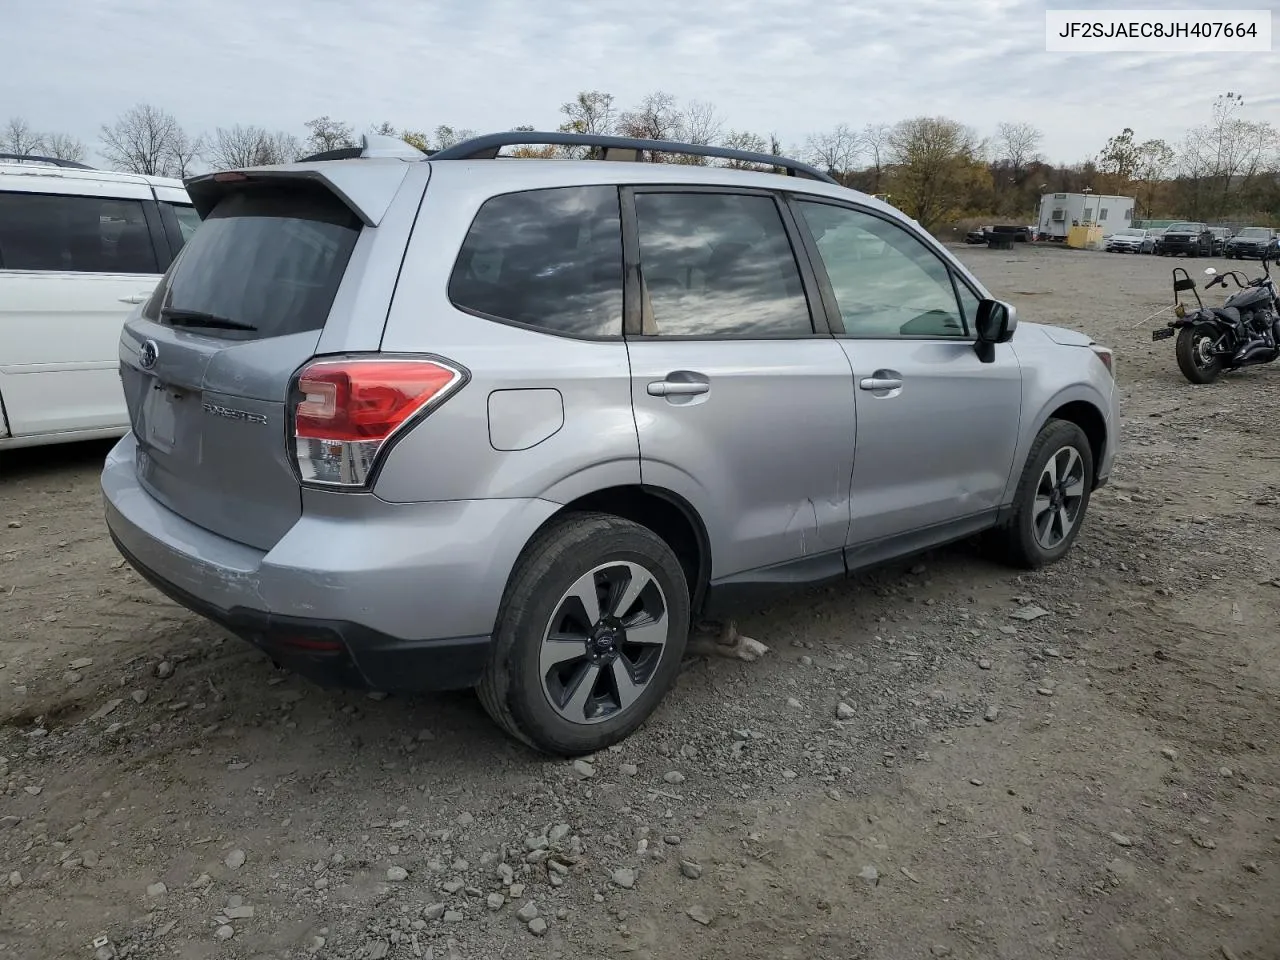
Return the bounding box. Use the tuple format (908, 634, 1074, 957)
(631, 192, 812, 338)
(144, 182, 360, 340)
(449, 185, 623, 338)
(0, 192, 158, 274)
(168, 203, 202, 244)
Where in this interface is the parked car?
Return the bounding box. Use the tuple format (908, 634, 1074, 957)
(102, 131, 1118, 755)
(1155, 222, 1213, 257)
(1225, 226, 1278, 259)
(1141, 227, 1165, 253)
(965, 225, 991, 244)
(989, 224, 1034, 242)
(0, 154, 199, 450)
(1207, 226, 1232, 255)
(1104, 227, 1151, 254)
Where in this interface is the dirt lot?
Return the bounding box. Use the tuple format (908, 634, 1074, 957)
(3, 246, 1279, 960)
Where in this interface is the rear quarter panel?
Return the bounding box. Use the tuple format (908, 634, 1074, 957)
(372, 164, 640, 505)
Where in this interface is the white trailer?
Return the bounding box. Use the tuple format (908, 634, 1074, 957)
(1036, 192, 1135, 240)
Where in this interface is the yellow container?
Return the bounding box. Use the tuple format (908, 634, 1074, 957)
(1066, 225, 1105, 250)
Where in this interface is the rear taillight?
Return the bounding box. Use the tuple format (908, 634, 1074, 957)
(291, 357, 466, 487)
(1091, 345, 1114, 376)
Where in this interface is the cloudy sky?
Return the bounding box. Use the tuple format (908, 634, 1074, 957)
(5, 0, 1278, 166)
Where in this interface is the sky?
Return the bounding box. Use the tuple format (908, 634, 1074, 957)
(4, 0, 1279, 167)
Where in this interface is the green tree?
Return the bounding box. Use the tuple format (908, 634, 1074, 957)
(303, 116, 355, 154)
(885, 117, 988, 229)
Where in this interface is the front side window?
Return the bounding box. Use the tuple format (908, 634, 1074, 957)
(795, 201, 967, 338)
(631, 191, 812, 338)
(0, 192, 158, 274)
(449, 185, 623, 338)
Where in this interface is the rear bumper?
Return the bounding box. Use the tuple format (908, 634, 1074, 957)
(102, 433, 561, 693)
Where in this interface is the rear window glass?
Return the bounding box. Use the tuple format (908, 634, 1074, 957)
(449, 185, 623, 338)
(0, 192, 158, 274)
(144, 182, 360, 340)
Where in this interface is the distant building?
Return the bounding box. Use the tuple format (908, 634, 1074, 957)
(1036, 192, 1135, 241)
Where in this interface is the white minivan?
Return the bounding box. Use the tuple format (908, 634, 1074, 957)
(0, 155, 199, 450)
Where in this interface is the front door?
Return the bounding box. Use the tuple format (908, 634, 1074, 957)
(624, 188, 856, 583)
(789, 198, 1023, 549)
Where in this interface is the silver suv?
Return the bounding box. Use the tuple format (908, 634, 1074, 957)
(102, 132, 1118, 756)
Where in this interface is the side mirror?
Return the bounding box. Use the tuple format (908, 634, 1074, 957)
(974, 299, 1016, 363)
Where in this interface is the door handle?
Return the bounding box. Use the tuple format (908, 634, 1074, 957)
(119, 293, 151, 304)
(647, 380, 710, 397)
(859, 377, 903, 391)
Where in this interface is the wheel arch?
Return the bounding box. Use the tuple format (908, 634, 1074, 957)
(1046, 399, 1108, 488)
(532, 484, 713, 617)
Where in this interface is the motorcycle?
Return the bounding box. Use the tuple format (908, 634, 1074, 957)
(1153, 240, 1280, 384)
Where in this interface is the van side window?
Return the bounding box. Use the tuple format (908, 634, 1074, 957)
(0, 192, 159, 274)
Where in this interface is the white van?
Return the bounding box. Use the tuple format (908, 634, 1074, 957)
(0, 154, 199, 450)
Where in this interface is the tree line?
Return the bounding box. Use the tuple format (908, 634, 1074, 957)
(4, 90, 1277, 229)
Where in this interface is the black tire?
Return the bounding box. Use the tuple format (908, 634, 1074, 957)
(1175, 323, 1225, 384)
(477, 512, 690, 756)
(988, 419, 1095, 570)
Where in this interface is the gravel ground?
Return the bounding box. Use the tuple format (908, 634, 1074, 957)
(2, 246, 1279, 960)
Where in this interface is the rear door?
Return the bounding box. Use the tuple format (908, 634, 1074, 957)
(623, 187, 856, 582)
(789, 198, 1022, 551)
(0, 181, 167, 437)
(119, 171, 418, 550)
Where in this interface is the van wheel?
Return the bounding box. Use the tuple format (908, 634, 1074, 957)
(478, 512, 690, 756)
(988, 420, 1094, 569)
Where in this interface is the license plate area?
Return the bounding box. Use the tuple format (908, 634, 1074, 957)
(1152, 327, 1175, 341)
(142, 381, 180, 451)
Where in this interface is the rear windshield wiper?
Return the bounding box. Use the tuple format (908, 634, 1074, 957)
(161, 308, 258, 332)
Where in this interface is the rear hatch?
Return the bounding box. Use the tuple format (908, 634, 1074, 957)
(120, 178, 364, 550)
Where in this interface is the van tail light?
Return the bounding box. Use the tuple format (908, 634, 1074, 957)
(291, 357, 466, 487)
(1090, 346, 1114, 377)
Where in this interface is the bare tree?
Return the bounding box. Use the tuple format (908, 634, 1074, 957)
(165, 127, 204, 178)
(678, 100, 723, 146)
(100, 104, 182, 175)
(618, 92, 683, 159)
(2, 117, 43, 156)
(717, 130, 773, 169)
(995, 121, 1043, 183)
(804, 123, 861, 177)
(369, 121, 397, 137)
(264, 131, 302, 164)
(304, 116, 356, 155)
(861, 122, 892, 192)
(558, 91, 616, 137)
(43, 132, 87, 163)
(1176, 93, 1279, 218)
(433, 125, 477, 150)
(209, 125, 299, 169)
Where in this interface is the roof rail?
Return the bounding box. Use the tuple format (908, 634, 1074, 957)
(427, 131, 839, 185)
(0, 153, 93, 170)
(298, 133, 427, 164)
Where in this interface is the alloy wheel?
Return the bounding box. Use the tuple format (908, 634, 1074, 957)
(539, 562, 669, 725)
(1033, 446, 1087, 550)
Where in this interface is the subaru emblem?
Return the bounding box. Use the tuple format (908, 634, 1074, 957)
(139, 339, 159, 370)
